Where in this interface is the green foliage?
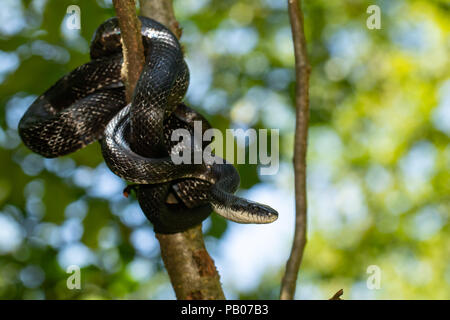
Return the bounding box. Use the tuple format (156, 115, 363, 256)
(0, 0, 448, 299)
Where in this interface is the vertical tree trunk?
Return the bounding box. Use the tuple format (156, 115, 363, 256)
(156, 226, 225, 299)
(113, 0, 225, 300)
(112, 0, 145, 102)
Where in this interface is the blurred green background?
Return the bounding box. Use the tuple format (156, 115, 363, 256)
(0, 0, 449, 299)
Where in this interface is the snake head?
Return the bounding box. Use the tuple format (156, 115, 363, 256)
(213, 199, 279, 224)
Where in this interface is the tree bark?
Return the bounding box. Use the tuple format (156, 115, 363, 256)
(113, 0, 225, 300)
(280, 0, 311, 300)
(156, 226, 225, 299)
(112, 0, 145, 102)
(139, 0, 182, 38)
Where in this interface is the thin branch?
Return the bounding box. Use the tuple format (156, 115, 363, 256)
(329, 289, 344, 300)
(280, 0, 311, 300)
(112, 0, 145, 102)
(135, 0, 225, 300)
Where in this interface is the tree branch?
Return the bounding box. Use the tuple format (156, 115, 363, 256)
(112, 0, 225, 300)
(329, 289, 344, 300)
(139, 0, 182, 38)
(156, 226, 225, 299)
(112, 0, 145, 102)
(280, 0, 311, 300)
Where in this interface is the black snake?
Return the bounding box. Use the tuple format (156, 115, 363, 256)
(18, 16, 278, 233)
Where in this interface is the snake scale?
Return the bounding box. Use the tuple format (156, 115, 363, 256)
(18, 16, 278, 233)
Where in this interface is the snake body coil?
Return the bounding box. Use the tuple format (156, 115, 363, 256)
(19, 17, 278, 233)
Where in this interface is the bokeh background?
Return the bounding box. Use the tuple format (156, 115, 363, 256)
(0, 0, 449, 299)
